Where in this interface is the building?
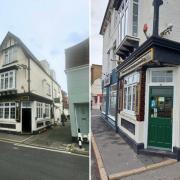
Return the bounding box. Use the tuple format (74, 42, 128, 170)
(91, 64, 102, 110)
(0, 32, 63, 134)
(100, 0, 180, 159)
(65, 39, 89, 140)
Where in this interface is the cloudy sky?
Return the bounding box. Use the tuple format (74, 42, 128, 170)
(0, 0, 89, 91)
(91, 0, 108, 65)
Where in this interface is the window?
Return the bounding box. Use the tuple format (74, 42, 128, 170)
(0, 70, 15, 91)
(45, 104, 50, 118)
(132, 0, 138, 37)
(36, 102, 43, 119)
(109, 84, 117, 117)
(4, 47, 17, 65)
(46, 83, 51, 96)
(0, 102, 16, 119)
(124, 72, 139, 112)
(102, 88, 107, 112)
(151, 70, 173, 83)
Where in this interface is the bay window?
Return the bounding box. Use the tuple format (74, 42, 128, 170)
(0, 70, 16, 91)
(36, 102, 43, 119)
(0, 102, 16, 120)
(123, 72, 139, 113)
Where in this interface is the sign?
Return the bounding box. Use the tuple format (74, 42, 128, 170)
(104, 74, 111, 86)
(120, 48, 154, 77)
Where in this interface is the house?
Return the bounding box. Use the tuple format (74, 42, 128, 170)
(100, 0, 180, 159)
(0, 32, 63, 134)
(91, 64, 102, 110)
(65, 39, 89, 141)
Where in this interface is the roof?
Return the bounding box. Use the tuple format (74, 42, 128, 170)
(65, 38, 89, 69)
(0, 32, 61, 88)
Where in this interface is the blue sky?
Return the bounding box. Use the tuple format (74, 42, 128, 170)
(0, 0, 89, 92)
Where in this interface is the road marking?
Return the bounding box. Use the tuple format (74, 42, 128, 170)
(20, 135, 34, 143)
(14, 143, 89, 158)
(109, 159, 177, 180)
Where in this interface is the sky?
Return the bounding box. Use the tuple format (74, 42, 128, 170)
(0, 0, 89, 92)
(91, 0, 108, 65)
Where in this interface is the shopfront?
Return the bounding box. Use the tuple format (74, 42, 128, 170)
(116, 36, 180, 159)
(102, 70, 118, 127)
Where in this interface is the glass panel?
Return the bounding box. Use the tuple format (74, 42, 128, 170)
(4, 108, 9, 119)
(127, 86, 132, 110)
(10, 107, 16, 119)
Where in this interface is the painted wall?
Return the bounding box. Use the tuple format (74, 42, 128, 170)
(66, 65, 89, 137)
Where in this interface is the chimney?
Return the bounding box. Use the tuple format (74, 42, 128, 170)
(152, 0, 163, 36)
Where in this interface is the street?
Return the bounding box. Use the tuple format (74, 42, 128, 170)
(0, 141, 89, 180)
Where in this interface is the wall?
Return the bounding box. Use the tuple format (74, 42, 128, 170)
(66, 65, 89, 137)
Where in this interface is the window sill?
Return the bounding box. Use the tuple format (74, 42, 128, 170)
(120, 111, 136, 121)
(2, 60, 18, 67)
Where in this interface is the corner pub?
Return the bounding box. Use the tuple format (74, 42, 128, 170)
(101, 0, 180, 160)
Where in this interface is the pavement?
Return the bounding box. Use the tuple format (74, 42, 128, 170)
(91, 109, 179, 179)
(0, 121, 89, 156)
(0, 141, 89, 180)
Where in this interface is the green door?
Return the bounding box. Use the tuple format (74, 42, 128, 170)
(148, 86, 173, 149)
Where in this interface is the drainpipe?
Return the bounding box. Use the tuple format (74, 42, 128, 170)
(27, 58, 30, 93)
(152, 0, 163, 36)
(115, 71, 120, 133)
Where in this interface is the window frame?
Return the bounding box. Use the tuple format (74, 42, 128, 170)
(0, 102, 16, 120)
(0, 70, 16, 91)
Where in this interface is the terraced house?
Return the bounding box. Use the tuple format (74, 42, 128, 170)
(101, 0, 180, 159)
(0, 32, 62, 134)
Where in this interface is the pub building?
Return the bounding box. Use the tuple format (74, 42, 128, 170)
(115, 0, 180, 159)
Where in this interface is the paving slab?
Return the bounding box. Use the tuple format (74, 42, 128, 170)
(91, 110, 168, 176)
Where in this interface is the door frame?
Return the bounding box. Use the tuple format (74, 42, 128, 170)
(21, 102, 32, 133)
(144, 67, 175, 151)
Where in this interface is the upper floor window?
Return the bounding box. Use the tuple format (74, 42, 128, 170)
(46, 83, 51, 96)
(4, 46, 17, 65)
(0, 70, 16, 91)
(132, 0, 139, 37)
(119, 0, 129, 42)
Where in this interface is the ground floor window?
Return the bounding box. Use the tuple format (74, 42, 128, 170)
(36, 102, 43, 119)
(0, 102, 16, 119)
(45, 104, 50, 118)
(124, 72, 139, 113)
(102, 88, 107, 112)
(109, 84, 117, 117)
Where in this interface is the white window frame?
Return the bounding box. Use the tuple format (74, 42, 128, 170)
(123, 72, 139, 114)
(4, 46, 17, 65)
(45, 104, 50, 118)
(0, 70, 16, 91)
(36, 102, 43, 119)
(0, 102, 16, 120)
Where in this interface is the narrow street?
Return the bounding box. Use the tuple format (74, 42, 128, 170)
(0, 141, 89, 180)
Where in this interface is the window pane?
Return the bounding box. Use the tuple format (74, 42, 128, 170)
(10, 107, 15, 119)
(4, 108, 9, 119)
(127, 86, 132, 110)
(0, 108, 3, 118)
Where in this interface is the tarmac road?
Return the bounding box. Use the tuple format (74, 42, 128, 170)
(0, 141, 89, 180)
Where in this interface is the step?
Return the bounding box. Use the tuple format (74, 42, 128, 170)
(139, 148, 176, 159)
